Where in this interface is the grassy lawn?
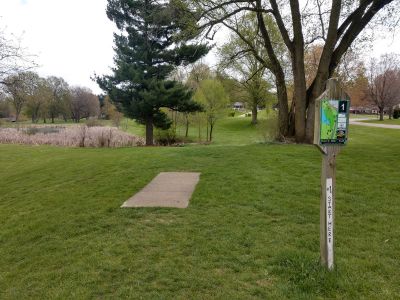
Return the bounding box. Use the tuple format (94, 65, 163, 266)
(123, 114, 267, 145)
(349, 114, 377, 119)
(1, 113, 268, 145)
(361, 118, 400, 125)
(0, 119, 399, 298)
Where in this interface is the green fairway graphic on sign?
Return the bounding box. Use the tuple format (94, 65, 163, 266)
(320, 99, 349, 144)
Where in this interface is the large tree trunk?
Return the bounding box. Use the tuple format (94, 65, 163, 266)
(305, 101, 315, 142)
(293, 81, 307, 143)
(255, 4, 289, 140)
(251, 105, 258, 125)
(289, 0, 307, 143)
(145, 117, 154, 146)
(288, 101, 296, 136)
(306, 79, 328, 143)
(292, 54, 307, 143)
(276, 75, 289, 139)
(379, 107, 384, 121)
(305, 0, 342, 143)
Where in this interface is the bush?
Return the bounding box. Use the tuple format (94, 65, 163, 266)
(258, 113, 279, 142)
(111, 111, 124, 127)
(393, 109, 400, 119)
(16, 115, 29, 122)
(228, 110, 236, 117)
(154, 128, 184, 146)
(86, 118, 102, 127)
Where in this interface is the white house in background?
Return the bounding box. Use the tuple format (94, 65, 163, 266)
(233, 102, 244, 110)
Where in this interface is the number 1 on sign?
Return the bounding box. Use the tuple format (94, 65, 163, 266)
(326, 178, 334, 269)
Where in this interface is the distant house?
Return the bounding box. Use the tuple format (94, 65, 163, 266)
(233, 102, 244, 111)
(350, 106, 379, 115)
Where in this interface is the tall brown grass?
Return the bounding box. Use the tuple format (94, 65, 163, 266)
(0, 125, 144, 147)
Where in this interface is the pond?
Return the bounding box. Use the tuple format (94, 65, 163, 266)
(23, 126, 64, 135)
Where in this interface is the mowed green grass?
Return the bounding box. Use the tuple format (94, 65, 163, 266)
(0, 120, 399, 299)
(123, 114, 265, 145)
(361, 118, 400, 125)
(349, 114, 376, 119)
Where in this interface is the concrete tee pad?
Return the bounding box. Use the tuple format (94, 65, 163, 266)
(121, 172, 201, 208)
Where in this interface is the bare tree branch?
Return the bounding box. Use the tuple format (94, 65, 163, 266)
(330, 0, 395, 76)
(269, 0, 293, 51)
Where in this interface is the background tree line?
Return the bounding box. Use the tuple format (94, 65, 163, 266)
(300, 45, 400, 120)
(0, 72, 100, 123)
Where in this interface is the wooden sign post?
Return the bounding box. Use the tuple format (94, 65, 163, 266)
(313, 78, 350, 270)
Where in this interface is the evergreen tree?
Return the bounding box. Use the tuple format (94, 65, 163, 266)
(97, 0, 209, 145)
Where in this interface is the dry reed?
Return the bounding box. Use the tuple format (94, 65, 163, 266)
(0, 125, 144, 148)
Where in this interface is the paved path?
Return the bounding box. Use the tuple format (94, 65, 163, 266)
(350, 119, 400, 129)
(121, 172, 200, 208)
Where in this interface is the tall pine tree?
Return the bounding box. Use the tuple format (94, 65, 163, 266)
(97, 0, 209, 145)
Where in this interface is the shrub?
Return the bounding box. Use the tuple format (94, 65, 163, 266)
(393, 109, 400, 119)
(154, 128, 184, 146)
(111, 112, 124, 127)
(228, 110, 236, 117)
(258, 113, 279, 142)
(15, 115, 29, 122)
(86, 118, 102, 127)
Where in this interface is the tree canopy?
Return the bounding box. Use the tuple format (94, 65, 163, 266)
(218, 13, 278, 124)
(188, 0, 398, 142)
(2, 71, 100, 123)
(0, 27, 37, 87)
(194, 78, 229, 141)
(364, 54, 400, 120)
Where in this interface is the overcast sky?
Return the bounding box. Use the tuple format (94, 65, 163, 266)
(0, 0, 399, 94)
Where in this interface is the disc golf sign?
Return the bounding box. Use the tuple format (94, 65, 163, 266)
(313, 79, 350, 270)
(319, 99, 350, 145)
